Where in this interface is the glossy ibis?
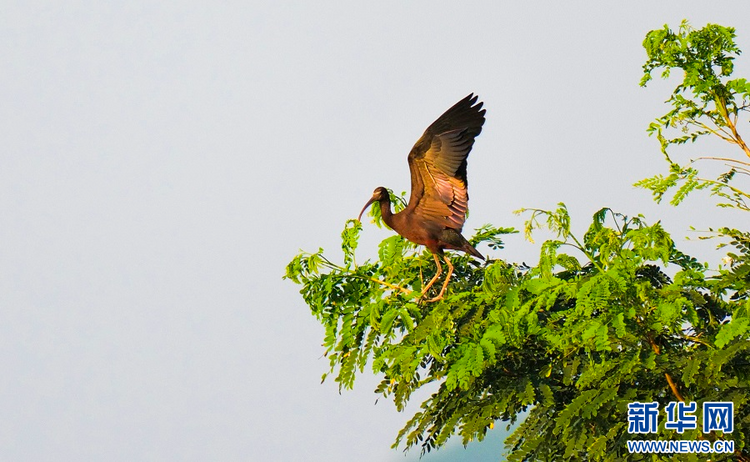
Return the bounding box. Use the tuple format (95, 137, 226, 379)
(357, 94, 486, 302)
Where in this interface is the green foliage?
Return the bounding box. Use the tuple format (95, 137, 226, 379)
(284, 21, 750, 461)
(637, 20, 750, 212)
(285, 205, 750, 460)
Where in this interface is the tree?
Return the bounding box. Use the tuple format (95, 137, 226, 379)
(285, 21, 750, 461)
(637, 20, 750, 212)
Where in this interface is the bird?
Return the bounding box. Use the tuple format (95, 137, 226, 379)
(357, 93, 486, 302)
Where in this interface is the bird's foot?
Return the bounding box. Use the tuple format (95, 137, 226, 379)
(418, 286, 442, 303)
(424, 293, 444, 303)
(423, 282, 449, 303)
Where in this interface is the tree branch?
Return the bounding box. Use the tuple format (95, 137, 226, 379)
(648, 336, 686, 402)
(716, 96, 750, 158)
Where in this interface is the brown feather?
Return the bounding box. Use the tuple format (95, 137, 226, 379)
(406, 94, 486, 233)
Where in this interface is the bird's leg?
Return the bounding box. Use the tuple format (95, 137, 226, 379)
(420, 253, 443, 297)
(427, 256, 453, 303)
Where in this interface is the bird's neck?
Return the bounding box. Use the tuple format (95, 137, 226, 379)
(379, 197, 396, 230)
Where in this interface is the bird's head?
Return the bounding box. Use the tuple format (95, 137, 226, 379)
(357, 187, 389, 222)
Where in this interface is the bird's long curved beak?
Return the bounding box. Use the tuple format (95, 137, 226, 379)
(357, 196, 377, 222)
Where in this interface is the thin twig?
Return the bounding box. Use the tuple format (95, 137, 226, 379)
(369, 277, 413, 295)
(697, 121, 736, 143)
(695, 176, 750, 200)
(684, 335, 712, 348)
(691, 156, 750, 168)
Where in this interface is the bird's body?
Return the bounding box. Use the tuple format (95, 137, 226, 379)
(370, 189, 483, 259)
(358, 94, 486, 301)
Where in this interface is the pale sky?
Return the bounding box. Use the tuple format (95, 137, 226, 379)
(2, 2, 749, 461)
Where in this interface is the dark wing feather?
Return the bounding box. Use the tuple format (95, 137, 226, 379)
(406, 94, 486, 231)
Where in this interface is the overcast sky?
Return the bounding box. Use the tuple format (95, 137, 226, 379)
(2, 2, 750, 461)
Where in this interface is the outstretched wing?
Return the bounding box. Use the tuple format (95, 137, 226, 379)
(406, 94, 486, 232)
